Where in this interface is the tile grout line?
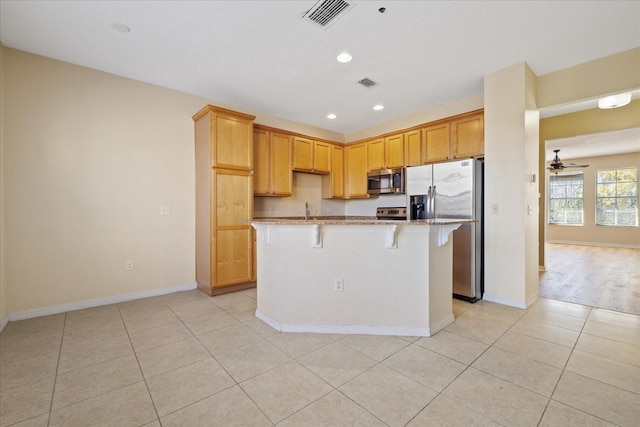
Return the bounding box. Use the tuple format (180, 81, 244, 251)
(46, 311, 67, 427)
(118, 303, 163, 426)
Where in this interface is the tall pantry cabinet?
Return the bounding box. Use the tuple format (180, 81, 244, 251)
(193, 105, 256, 296)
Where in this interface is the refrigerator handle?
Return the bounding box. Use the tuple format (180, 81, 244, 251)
(431, 185, 437, 219)
(426, 186, 431, 219)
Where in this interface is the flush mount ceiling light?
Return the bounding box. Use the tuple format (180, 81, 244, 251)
(111, 22, 131, 33)
(336, 52, 352, 63)
(327, 113, 337, 119)
(373, 105, 384, 111)
(598, 92, 631, 109)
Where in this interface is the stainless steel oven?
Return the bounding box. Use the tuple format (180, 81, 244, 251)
(376, 206, 407, 220)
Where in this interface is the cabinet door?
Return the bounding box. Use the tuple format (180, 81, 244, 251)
(451, 113, 484, 159)
(215, 115, 252, 170)
(293, 137, 314, 171)
(313, 141, 331, 174)
(346, 143, 368, 198)
(331, 145, 344, 198)
(213, 168, 253, 287)
(253, 129, 270, 195)
(215, 228, 253, 286)
(404, 130, 422, 166)
(271, 133, 293, 196)
(385, 133, 405, 168)
(368, 138, 385, 171)
(322, 145, 343, 198)
(423, 122, 451, 163)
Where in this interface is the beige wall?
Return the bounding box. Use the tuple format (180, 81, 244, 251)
(345, 93, 483, 143)
(537, 48, 640, 110)
(0, 47, 338, 316)
(3, 47, 204, 314)
(0, 43, 6, 321)
(546, 152, 640, 247)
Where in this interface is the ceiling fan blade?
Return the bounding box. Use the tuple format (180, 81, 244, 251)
(564, 164, 589, 168)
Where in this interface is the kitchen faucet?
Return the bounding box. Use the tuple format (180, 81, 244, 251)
(305, 202, 310, 220)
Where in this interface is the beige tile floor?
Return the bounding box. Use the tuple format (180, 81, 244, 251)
(1, 289, 639, 426)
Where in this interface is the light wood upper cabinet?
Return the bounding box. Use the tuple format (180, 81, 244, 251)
(322, 145, 344, 199)
(422, 112, 484, 163)
(193, 105, 255, 296)
(345, 142, 368, 198)
(385, 134, 405, 168)
(271, 133, 293, 195)
(404, 130, 422, 166)
(368, 135, 404, 171)
(253, 127, 292, 196)
(213, 112, 253, 170)
(253, 128, 270, 195)
(451, 112, 484, 159)
(422, 122, 451, 163)
(313, 141, 331, 173)
(367, 138, 385, 171)
(293, 137, 331, 174)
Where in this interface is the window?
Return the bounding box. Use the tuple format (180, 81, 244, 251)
(596, 168, 638, 226)
(548, 172, 584, 225)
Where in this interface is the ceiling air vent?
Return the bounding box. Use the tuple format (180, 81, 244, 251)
(303, 0, 352, 28)
(358, 78, 377, 88)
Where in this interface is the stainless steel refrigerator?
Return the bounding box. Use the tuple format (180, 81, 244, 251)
(406, 159, 484, 302)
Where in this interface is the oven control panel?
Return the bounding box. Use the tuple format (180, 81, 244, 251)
(376, 207, 407, 220)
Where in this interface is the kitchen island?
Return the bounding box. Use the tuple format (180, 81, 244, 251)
(250, 217, 474, 337)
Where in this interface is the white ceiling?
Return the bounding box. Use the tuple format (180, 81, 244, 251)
(1, 0, 639, 136)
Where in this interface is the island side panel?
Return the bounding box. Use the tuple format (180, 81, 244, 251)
(254, 224, 433, 335)
(428, 229, 455, 334)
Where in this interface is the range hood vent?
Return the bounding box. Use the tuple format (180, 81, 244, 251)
(358, 78, 377, 88)
(303, 0, 352, 28)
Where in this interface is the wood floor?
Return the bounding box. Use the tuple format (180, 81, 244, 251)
(539, 243, 640, 315)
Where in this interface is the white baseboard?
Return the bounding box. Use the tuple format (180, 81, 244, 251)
(5, 282, 198, 323)
(526, 290, 541, 308)
(546, 240, 640, 249)
(482, 293, 528, 309)
(255, 309, 448, 337)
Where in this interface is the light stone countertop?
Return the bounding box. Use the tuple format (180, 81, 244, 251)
(250, 216, 476, 226)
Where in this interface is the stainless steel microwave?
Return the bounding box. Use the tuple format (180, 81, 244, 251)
(367, 168, 405, 195)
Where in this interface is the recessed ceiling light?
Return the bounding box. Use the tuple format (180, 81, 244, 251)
(112, 22, 131, 33)
(373, 105, 384, 111)
(336, 53, 352, 63)
(598, 92, 631, 109)
(327, 113, 337, 119)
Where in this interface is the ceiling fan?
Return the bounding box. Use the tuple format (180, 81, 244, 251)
(547, 149, 589, 173)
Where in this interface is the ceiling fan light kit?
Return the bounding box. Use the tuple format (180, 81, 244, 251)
(598, 92, 632, 109)
(547, 149, 589, 173)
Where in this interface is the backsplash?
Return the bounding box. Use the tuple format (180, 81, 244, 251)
(254, 172, 408, 218)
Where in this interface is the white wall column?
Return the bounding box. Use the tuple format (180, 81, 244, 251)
(483, 63, 540, 308)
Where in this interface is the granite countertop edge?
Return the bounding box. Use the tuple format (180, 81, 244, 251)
(249, 216, 476, 226)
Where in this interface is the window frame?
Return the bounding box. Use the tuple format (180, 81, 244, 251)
(595, 167, 638, 227)
(548, 170, 585, 226)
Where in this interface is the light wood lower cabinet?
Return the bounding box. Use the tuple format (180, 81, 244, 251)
(193, 105, 256, 296)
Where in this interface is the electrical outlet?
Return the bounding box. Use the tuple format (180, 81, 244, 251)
(160, 206, 171, 216)
(126, 260, 134, 271)
(334, 278, 344, 292)
(491, 204, 499, 215)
